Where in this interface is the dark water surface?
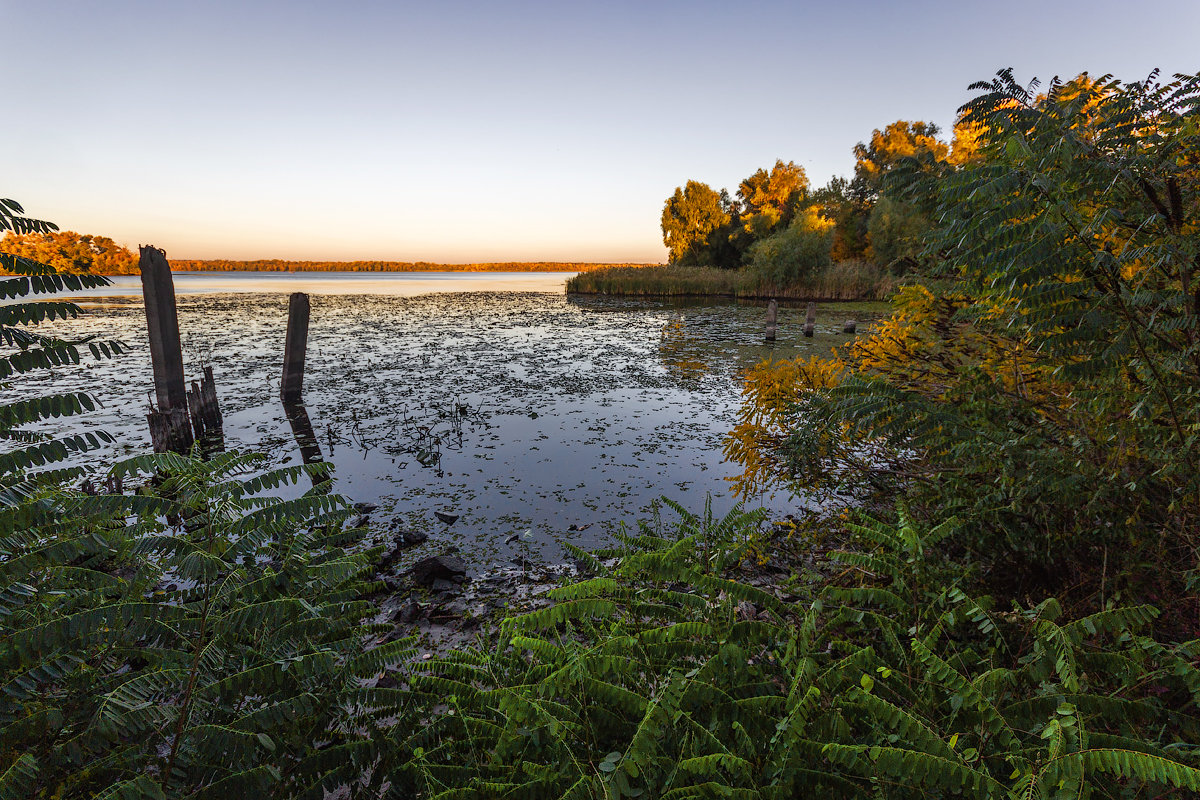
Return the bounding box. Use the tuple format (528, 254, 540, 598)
(22, 275, 885, 566)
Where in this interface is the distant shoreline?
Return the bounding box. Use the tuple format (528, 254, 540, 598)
(93, 260, 663, 276)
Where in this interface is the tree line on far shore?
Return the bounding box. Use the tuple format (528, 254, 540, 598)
(0, 234, 655, 276)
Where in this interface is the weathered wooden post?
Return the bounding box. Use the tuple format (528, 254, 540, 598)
(140, 246, 193, 453)
(765, 299, 778, 342)
(281, 292, 310, 403)
(186, 365, 225, 454)
(843, 320, 857, 335)
(804, 301, 816, 338)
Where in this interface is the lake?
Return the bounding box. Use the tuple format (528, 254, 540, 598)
(25, 272, 884, 568)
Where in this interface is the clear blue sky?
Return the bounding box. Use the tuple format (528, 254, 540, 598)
(4, 0, 1198, 262)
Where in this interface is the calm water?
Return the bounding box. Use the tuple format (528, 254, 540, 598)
(21, 272, 883, 567)
(58, 270, 577, 297)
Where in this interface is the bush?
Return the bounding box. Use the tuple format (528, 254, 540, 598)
(745, 206, 834, 289)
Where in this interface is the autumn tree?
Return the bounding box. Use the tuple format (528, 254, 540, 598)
(851, 121, 949, 201)
(846, 121, 953, 273)
(947, 116, 985, 166)
(811, 176, 870, 261)
(736, 159, 808, 238)
(660, 180, 731, 265)
(0, 230, 137, 275)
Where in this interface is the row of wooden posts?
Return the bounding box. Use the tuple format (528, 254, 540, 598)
(139, 246, 316, 467)
(765, 299, 856, 342)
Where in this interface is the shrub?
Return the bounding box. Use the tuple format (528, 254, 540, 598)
(745, 206, 834, 289)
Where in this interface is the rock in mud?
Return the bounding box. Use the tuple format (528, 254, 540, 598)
(397, 599, 422, 624)
(393, 528, 428, 548)
(411, 554, 469, 587)
(376, 529, 432, 572)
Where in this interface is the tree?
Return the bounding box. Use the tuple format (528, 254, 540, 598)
(849, 121, 954, 273)
(0, 230, 137, 275)
(812, 176, 871, 261)
(947, 116, 985, 166)
(851, 120, 948, 201)
(660, 180, 730, 265)
(737, 159, 808, 238)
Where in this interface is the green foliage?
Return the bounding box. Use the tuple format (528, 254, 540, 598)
(0, 200, 124, 492)
(401, 502, 1200, 799)
(0, 197, 418, 799)
(660, 162, 811, 270)
(729, 69, 1200, 577)
(1, 451, 415, 799)
(865, 196, 929, 274)
(745, 207, 834, 289)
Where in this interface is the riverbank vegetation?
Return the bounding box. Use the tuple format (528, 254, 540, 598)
(566, 259, 893, 300)
(567, 83, 983, 299)
(4, 67, 1200, 799)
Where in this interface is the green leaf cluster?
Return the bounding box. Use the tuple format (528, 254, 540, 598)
(399, 502, 1200, 799)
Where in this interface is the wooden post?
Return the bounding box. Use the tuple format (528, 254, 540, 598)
(804, 301, 816, 338)
(765, 299, 778, 342)
(186, 365, 225, 456)
(281, 292, 310, 403)
(843, 320, 857, 335)
(140, 246, 193, 454)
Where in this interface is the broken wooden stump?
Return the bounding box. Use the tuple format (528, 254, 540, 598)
(140, 245, 194, 454)
(281, 292, 310, 403)
(186, 365, 225, 455)
(804, 301, 816, 338)
(765, 299, 778, 342)
(147, 407, 190, 455)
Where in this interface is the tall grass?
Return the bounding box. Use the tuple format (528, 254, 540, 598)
(566, 260, 894, 300)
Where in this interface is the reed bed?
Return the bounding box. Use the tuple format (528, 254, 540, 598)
(566, 260, 895, 300)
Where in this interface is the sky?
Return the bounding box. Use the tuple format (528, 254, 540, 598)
(4, 0, 1199, 263)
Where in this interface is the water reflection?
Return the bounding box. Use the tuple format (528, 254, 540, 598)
(658, 315, 710, 387)
(283, 401, 330, 487)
